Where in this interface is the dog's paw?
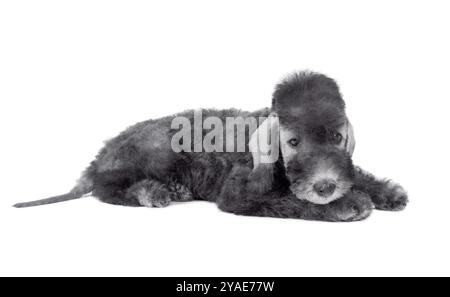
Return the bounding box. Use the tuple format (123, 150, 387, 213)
(372, 181, 408, 211)
(167, 182, 194, 202)
(330, 190, 375, 222)
(126, 180, 171, 208)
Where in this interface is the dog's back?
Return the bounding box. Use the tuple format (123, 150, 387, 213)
(15, 108, 271, 207)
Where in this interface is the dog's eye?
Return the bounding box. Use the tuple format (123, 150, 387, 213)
(288, 138, 300, 147)
(332, 132, 343, 144)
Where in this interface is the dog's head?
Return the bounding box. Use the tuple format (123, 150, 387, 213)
(249, 72, 355, 204)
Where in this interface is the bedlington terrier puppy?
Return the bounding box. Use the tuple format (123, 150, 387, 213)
(14, 71, 408, 222)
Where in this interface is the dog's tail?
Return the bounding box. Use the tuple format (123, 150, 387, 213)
(13, 170, 95, 208)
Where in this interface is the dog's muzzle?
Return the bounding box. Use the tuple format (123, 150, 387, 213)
(286, 149, 354, 204)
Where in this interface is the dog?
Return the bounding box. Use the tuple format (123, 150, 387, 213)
(14, 71, 408, 222)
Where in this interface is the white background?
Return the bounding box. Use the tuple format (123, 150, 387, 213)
(1, 0, 449, 276)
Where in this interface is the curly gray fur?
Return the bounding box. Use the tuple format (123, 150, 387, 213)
(14, 71, 408, 222)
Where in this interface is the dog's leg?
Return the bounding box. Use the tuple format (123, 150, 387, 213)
(93, 167, 193, 207)
(125, 180, 171, 207)
(92, 169, 143, 206)
(352, 166, 408, 211)
(219, 192, 374, 222)
(124, 179, 190, 207)
(217, 165, 374, 222)
(126, 179, 194, 207)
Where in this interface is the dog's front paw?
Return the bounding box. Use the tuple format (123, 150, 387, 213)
(372, 181, 408, 211)
(330, 190, 375, 222)
(126, 180, 171, 208)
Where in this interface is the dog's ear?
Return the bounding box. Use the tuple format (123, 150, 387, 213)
(344, 119, 355, 156)
(247, 113, 280, 193)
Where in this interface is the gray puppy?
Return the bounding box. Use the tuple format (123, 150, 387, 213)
(14, 71, 408, 222)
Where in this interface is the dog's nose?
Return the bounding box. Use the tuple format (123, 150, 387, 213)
(313, 180, 336, 197)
